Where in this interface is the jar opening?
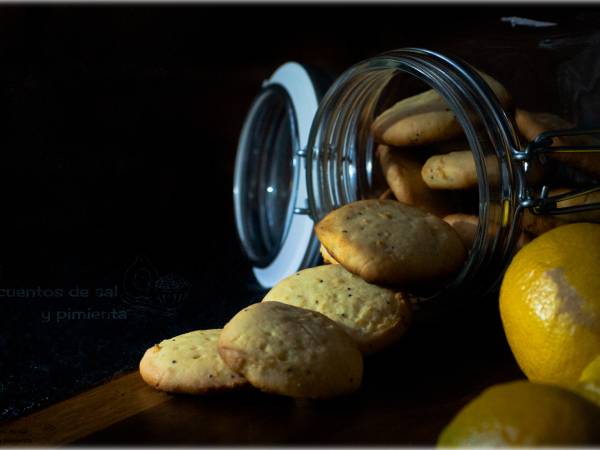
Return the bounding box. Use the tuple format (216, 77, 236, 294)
(234, 85, 300, 268)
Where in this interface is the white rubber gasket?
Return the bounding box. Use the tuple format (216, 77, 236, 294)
(252, 62, 319, 288)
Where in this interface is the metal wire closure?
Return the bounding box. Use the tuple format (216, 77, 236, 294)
(515, 128, 600, 215)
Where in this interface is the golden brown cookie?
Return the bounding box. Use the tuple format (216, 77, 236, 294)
(515, 109, 600, 178)
(443, 213, 479, 249)
(373, 106, 462, 148)
(218, 302, 363, 399)
(262, 265, 412, 353)
(377, 144, 450, 216)
(522, 188, 600, 235)
(378, 188, 396, 200)
(522, 211, 566, 236)
(372, 71, 511, 147)
(320, 244, 339, 264)
(444, 213, 530, 250)
(315, 199, 467, 285)
(551, 188, 600, 222)
(139, 329, 248, 394)
(421, 151, 478, 190)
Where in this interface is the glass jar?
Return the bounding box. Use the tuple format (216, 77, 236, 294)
(234, 48, 600, 315)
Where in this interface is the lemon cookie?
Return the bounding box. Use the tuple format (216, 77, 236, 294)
(444, 213, 530, 250)
(218, 301, 363, 399)
(515, 109, 600, 177)
(315, 199, 467, 285)
(551, 188, 600, 222)
(522, 188, 600, 235)
(320, 244, 339, 264)
(377, 144, 450, 216)
(262, 265, 412, 353)
(139, 329, 248, 394)
(372, 71, 511, 147)
(372, 91, 462, 147)
(378, 188, 395, 200)
(443, 213, 479, 248)
(421, 151, 478, 190)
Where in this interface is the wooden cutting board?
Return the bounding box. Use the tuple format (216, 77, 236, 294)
(0, 331, 523, 446)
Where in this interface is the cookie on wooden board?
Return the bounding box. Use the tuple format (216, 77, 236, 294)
(262, 264, 412, 353)
(139, 329, 248, 394)
(218, 301, 363, 399)
(315, 199, 467, 286)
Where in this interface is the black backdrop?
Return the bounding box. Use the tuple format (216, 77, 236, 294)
(0, 5, 598, 421)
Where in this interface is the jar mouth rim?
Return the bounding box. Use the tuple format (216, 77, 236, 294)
(306, 47, 523, 314)
(234, 61, 328, 288)
(233, 84, 300, 267)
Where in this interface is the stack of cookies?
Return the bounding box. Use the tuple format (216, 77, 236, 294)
(139, 198, 470, 399)
(139, 66, 599, 400)
(370, 69, 600, 248)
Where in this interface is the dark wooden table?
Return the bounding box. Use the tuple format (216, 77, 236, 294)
(0, 302, 524, 446)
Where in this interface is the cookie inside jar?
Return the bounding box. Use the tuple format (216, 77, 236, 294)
(369, 73, 488, 252)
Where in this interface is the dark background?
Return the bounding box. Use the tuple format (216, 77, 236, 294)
(1, 5, 599, 424)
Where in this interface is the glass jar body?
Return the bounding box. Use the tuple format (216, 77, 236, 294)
(306, 49, 526, 314)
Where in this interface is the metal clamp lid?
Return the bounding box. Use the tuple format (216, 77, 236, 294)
(515, 128, 600, 215)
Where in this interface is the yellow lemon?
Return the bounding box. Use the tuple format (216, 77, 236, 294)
(437, 381, 600, 446)
(573, 354, 600, 407)
(499, 223, 600, 386)
(580, 354, 600, 382)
